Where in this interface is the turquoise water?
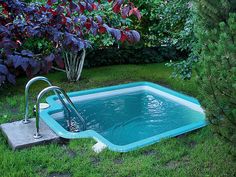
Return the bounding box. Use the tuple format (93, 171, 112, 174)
(56, 91, 204, 146)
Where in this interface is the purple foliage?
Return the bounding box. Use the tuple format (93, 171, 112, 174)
(0, 59, 16, 85)
(0, 0, 141, 85)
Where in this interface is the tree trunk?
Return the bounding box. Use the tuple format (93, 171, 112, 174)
(63, 49, 86, 82)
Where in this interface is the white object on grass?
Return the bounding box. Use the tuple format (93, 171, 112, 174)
(92, 141, 107, 153)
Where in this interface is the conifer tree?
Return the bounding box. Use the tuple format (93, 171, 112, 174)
(195, 0, 236, 150)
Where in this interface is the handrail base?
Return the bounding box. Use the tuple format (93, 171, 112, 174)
(33, 133, 42, 139)
(22, 119, 31, 124)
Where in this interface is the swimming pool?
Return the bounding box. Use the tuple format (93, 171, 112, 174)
(40, 82, 207, 152)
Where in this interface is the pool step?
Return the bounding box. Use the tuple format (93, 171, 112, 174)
(0, 118, 60, 150)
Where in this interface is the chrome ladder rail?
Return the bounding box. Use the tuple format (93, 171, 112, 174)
(34, 86, 86, 139)
(24, 76, 69, 124)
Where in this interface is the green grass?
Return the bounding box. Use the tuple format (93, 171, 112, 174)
(0, 63, 235, 177)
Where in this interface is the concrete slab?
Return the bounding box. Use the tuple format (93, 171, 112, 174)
(0, 118, 61, 150)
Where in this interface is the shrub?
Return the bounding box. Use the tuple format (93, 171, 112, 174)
(0, 0, 141, 85)
(130, 0, 194, 49)
(25, 0, 192, 70)
(153, 0, 196, 80)
(195, 0, 236, 150)
(82, 0, 193, 69)
(22, 37, 54, 57)
(84, 46, 185, 68)
(0, 0, 64, 85)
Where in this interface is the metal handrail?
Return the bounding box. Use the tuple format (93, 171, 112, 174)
(24, 76, 70, 124)
(34, 86, 86, 139)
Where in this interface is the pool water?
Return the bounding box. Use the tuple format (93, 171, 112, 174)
(56, 90, 204, 146)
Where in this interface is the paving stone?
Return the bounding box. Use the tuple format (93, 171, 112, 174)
(0, 118, 60, 150)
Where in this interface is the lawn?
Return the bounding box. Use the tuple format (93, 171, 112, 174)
(0, 63, 235, 177)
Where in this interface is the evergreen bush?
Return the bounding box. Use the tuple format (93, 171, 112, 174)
(195, 0, 236, 151)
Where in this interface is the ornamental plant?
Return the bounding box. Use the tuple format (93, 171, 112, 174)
(0, 0, 141, 85)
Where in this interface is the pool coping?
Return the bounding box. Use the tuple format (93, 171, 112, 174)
(40, 81, 207, 152)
